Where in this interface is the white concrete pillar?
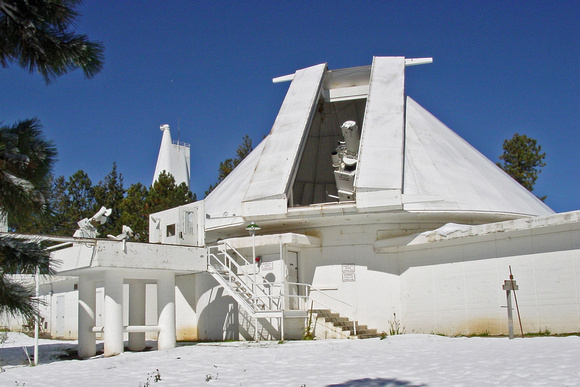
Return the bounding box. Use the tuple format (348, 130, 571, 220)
(157, 272, 176, 350)
(78, 275, 96, 358)
(128, 280, 146, 351)
(104, 270, 124, 356)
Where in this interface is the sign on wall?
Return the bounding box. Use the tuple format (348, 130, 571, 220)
(261, 262, 273, 271)
(342, 264, 355, 282)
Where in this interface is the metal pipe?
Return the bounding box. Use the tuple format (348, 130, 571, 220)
(34, 269, 39, 365)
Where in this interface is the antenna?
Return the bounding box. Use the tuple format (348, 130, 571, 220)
(177, 118, 180, 144)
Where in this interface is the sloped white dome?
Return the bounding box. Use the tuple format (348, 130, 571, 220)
(204, 57, 553, 229)
(403, 97, 552, 216)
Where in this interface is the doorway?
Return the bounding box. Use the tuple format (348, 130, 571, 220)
(55, 295, 65, 337)
(286, 251, 299, 309)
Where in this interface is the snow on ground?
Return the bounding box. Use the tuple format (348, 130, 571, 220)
(1, 333, 579, 386)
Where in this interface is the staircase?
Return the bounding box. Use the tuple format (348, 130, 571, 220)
(207, 243, 284, 319)
(207, 242, 378, 340)
(312, 309, 380, 339)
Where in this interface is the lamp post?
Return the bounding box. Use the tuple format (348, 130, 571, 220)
(246, 222, 261, 341)
(34, 268, 39, 365)
(246, 222, 261, 291)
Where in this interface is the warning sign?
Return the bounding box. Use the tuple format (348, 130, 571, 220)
(261, 262, 273, 271)
(342, 272, 355, 282)
(342, 264, 355, 282)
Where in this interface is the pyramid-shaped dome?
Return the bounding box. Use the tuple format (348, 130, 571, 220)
(403, 97, 550, 215)
(204, 57, 552, 229)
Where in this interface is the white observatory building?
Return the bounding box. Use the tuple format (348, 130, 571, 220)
(11, 57, 579, 357)
(152, 124, 190, 188)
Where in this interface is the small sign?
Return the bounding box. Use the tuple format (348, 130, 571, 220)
(261, 262, 273, 271)
(342, 272, 355, 282)
(502, 280, 519, 291)
(342, 264, 355, 272)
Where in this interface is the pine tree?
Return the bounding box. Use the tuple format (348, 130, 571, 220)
(1, 0, 103, 319)
(93, 162, 125, 237)
(53, 169, 95, 236)
(117, 172, 196, 242)
(148, 172, 195, 214)
(48, 175, 70, 234)
(0, 0, 104, 83)
(118, 182, 148, 241)
(0, 119, 56, 319)
(497, 133, 546, 194)
(205, 135, 253, 196)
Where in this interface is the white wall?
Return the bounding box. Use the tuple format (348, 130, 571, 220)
(298, 224, 403, 334)
(194, 272, 238, 341)
(175, 274, 198, 341)
(39, 277, 79, 339)
(398, 222, 580, 335)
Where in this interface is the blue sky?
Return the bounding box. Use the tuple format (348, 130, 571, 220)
(1, 1, 578, 212)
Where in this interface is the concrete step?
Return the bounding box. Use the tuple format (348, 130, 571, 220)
(312, 309, 379, 340)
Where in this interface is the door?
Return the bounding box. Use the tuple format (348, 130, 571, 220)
(55, 295, 65, 337)
(179, 201, 205, 246)
(286, 252, 299, 309)
(95, 289, 104, 339)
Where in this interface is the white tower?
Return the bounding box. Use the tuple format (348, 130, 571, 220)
(0, 211, 7, 232)
(152, 124, 191, 188)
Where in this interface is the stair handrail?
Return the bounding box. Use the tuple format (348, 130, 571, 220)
(218, 243, 283, 310)
(208, 246, 267, 311)
(305, 285, 358, 336)
(282, 281, 313, 310)
(208, 244, 282, 312)
(209, 242, 360, 338)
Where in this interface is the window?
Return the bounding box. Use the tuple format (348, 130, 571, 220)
(183, 211, 194, 234)
(166, 224, 176, 237)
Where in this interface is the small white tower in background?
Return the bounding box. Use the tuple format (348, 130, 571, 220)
(152, 124, 191, 188)
(0, 211, 7, 232)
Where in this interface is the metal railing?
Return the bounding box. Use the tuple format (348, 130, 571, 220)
(304, 285, 358, 336)
(207, 242, 358, 335)
(208, 243, 282, 313)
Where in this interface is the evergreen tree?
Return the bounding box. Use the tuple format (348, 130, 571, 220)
(0, 119, 56, 319)
(10, 175, 58, 234)
(0, 0, 104, 83)
(205, 135, 253, 196)
(148, 172, 195, 214)
(93, 162, 125, 237)
(48, 175, 69, 234)
(1, 0, 104, 319)
(0, 119, 56, 224)
(117, 172, 196, 242)
(118, 182, 148, 241)
(46, 170, 96, 236)
(497, 133, 546, 194)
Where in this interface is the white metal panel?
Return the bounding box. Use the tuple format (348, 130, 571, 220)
(324, 65, 371, 88)
(403, 97, 553, 216)
(322, 85, 369, 102)
(55, 244, 96, 272)
(355, 56, 406, 209)
(204, 139, 266, 229)
(53, 240, 207, 274)
(222, 233, 321, 250)
(242, 63, 327, 216)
